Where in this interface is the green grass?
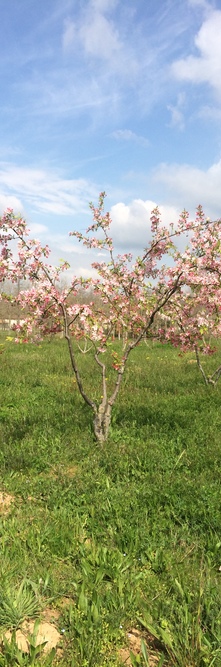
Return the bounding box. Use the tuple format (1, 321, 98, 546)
(0, 335, 221, 665)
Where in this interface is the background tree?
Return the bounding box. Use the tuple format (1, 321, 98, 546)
(157, 206, 221, 385)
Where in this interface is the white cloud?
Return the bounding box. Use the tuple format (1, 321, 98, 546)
(167, 92, 186, 130)
(80, 266, 98, 278)
(111, 129, 149, 146)
(6, 0, 192, 131)
(0, 194, 23, 214)
(29, 223, 48, 235)
(52, 235, 86, 255)
(62, 19, 76, 51)
(172, 10, 221, 98)
(79, 12, 121, 61)
(110, 199, 179, 248)
(0, 164, 97, 217)
(198, 104, 221, 120)
(188, 0, 210, 8)
(62, 5, 122, 63)
(90, 0, 118, 12)
(153, 159, 221, 217)
(46, 238, 102, 279)
(62, 1, 138, 83)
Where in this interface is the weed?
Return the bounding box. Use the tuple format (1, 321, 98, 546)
(0, 620, 56, 666)
(0, 580, 40, 629)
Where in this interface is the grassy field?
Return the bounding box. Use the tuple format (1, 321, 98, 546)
(0, 335, 221, 666)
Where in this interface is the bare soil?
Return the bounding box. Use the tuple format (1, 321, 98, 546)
(0, 492, 14, 514)
(118, 627, 162, 667)
(4, 620, 61, 654)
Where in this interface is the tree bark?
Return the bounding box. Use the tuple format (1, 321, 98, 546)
(93, 403, 112, 445)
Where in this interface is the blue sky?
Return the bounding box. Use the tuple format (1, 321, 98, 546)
(1, 0, 221, 274)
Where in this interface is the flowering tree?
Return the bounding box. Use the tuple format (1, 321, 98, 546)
(0, 196, 220, 442)
(157, 206, 221, 385)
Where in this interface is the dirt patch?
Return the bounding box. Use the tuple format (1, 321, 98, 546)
(57, 596, 73, 609)
(118, 627, 161, 667)
(83, 537, 92, 548)
(37, 464, 79, 481)
(0, 492, 14, 514)
(118, 628, 141, 666)
(64, 466, 78, 478)
(41, 607, 60, 623)
(4, 620, 61, 654)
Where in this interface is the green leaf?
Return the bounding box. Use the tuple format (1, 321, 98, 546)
(140, 638, 149, 665)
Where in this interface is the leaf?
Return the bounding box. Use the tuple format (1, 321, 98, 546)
(137, 617, 161, 642)
(129, 650, 141, 665)
(78, 589, 88, 615)
(141, 638, 149, 665)
(174, 578, 185, 599)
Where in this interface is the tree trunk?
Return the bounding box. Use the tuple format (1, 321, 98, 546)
(93, 403, 112, 444)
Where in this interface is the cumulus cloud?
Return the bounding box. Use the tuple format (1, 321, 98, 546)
(110, 199, 179, 249)
(51, 198, 180, 273)
(172, 10, 221, 98)
(153, 159, 221, 217)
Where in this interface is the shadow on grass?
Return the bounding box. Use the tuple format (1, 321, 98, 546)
(113, 400, 193, 432)
(0, 401, 95, 472)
